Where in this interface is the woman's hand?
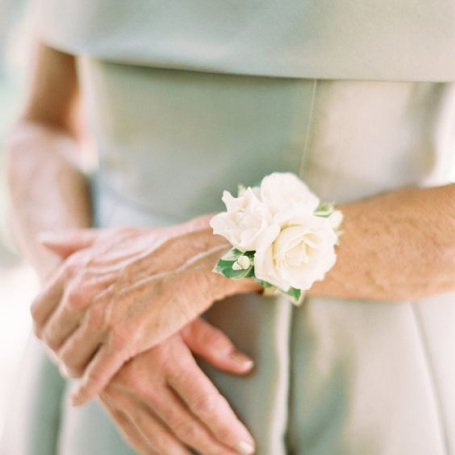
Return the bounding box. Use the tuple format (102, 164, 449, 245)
(99, 318, 256, 455)
(30, 218, 261, 406)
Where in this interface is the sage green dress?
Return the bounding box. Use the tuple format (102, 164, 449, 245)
(3, 1, 455, 454)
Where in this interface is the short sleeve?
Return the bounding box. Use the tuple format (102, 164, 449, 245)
(31, 0, 455, 81)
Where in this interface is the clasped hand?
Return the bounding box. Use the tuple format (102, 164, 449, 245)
(101, 318, 256, 455)
(31, 216, 260, 406)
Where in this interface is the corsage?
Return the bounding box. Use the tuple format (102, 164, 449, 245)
(210, 172, 343, 305)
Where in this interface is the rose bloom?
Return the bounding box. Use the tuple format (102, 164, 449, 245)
(210, 187, 280, 252)
(254, 215, 338, 292)
(260, 172, 320, 216)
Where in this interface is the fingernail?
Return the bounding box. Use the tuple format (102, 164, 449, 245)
(229, 351, 254, 371)
(236, 440, 255, 455)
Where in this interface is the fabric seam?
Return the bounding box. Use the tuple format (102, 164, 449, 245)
(285, 78, 318, 454)
(298, 79, 318, 179)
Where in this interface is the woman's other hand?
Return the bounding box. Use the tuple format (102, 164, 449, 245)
(30, 218, 261, 406)
(100, 318, 256, 455)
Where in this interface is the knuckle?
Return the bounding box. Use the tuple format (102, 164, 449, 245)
(30, 294, 50, 324)
(110, 327, 135, 358)
(63, 256, 80, 278)
(214, 421, 235, 443)
(58, 345, 74, 366)
(144, 390, 162, 410)
(120, 371, 148, 397)
(58, 350, 83, 375)
(202, 327, 231, 353)
(66, 286, 88, 311)
(30, 298, 41, 321)
(32, 321, 43, 339)
(154, 401, 175, 422)
(191, 392, 219, 417)
(145, 433, 167, 453)
(66, 366, 84, 379)
(87, 368, 103, 385)
(173, 418, 199, 442)
(110, 328, 127, 351)
(86, 306, 106, 333)
(42, 331, 60, 351)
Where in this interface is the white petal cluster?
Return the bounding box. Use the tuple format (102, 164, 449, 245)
(210, 172, 342, 293)
(210, 187, 280, 252)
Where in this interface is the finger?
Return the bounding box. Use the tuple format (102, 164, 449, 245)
(31, 267, 66, 337)
(70, 337, 131, 406)
(38, 229, 101, 258)
(168, 356, 256, 455)
(41, 275, 113, 354)
(181, 318, 254, 375)
(40, 289, 85, 353)
(100, 395, 159, 455)
(148, 384, 247, 455)
(56, 310, 106, 378)
(104, 388, 192, 455)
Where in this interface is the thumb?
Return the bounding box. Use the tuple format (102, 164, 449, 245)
(181, 318, 254, 375)
(38, 229, 100, 258)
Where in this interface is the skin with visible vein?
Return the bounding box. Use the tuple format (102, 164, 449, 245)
(7, 42, 257, 455)
(8, 40, 455, 455)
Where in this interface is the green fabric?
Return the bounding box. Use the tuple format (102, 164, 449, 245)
(3, 7, 455, 452)
(33, 0, 455, 81)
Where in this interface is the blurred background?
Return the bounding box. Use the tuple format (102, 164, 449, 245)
(0, 0, 39, 441)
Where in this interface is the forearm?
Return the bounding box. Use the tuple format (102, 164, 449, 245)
(308, 184, 455, 301)
(7, 120, 92, 280)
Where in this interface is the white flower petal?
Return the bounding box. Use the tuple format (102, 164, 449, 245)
(254, 216, 339, 292)
(210, 187, 274, 251)
(260, 172, 320, 215)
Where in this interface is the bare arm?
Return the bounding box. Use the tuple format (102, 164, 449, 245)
(7, 42, 92, 280)
(309, 183, 455, 300)
(8, 42, 257, 455)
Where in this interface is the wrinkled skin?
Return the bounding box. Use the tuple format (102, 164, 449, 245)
(100, 318, 256, 455)
(31, 216, 261, 406)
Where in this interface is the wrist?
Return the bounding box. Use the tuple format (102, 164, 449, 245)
(209, 173, 343, 304)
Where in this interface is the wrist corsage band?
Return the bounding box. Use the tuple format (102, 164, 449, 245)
(210, 172, 343, 305)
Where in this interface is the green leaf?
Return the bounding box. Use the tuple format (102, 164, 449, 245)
(282, 287, 304, 306)
(220, 248, 243, 262)
(314, 201, 335, 218)
(213, 259, 254, 280)
(255, 278, 275, 289)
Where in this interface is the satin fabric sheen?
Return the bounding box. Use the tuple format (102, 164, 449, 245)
(33, 0, 455, 81)
(2, 2, 455, 454)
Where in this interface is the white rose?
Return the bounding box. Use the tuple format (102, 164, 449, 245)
(254, 215, 338, 292)
(260, 172, 320, 216)
(210, 187, 280, 252)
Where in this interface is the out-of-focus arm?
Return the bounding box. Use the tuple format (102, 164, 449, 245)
(6, 42, 92, 281)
